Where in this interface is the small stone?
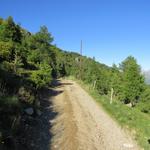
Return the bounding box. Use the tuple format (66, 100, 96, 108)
(126, 103, 132, 107)
(49, 119, 55, 123)
(24, 107, 34, 115)
(123, 143, 134, 148)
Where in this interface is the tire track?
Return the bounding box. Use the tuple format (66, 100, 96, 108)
(50, 79, 140, 150)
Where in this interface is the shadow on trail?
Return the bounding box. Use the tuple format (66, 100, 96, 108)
(17, 80, 64, 150)
(51, 79, 73, 88)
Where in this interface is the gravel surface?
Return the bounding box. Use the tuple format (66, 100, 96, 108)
(50, 79, 140, 150)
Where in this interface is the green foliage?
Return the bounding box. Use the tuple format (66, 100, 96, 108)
(58, 51, 112, 95)
(137, 86, 150, 114)
(13, 53, 23, 73)
(0, 96, 21, 147)
(30, 62, 52, 88)
(35, 26, 53, 44)
(109, 64, 122, 98)
(120, 56, 145, 105)
(0, 16, 22, 43)
(0, 18, 3, 25)
(0, 16, 149, 149)
(0, 96, 20, 113)
(27, 49, 41, 64)
(0, 41, 13, 61)
(0, 61, 14, 71)
(0, 17, 55, 146)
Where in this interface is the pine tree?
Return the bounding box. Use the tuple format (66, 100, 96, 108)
(120, 56, 145, 106)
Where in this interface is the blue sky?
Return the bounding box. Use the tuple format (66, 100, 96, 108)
(0, 0, 150, 70)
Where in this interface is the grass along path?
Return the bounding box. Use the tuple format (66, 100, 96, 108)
(66, 76, 150, 150)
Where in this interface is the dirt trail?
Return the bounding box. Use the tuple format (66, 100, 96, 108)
(50, 79, 140, 150)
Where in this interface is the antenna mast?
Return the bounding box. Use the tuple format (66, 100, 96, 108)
(80, 40, 82, 56)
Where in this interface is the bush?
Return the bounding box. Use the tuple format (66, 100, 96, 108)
(0, 96, 21, 135)
(0, 41, 13, 61)
(30, 62, 52, 89)
(0, 61, 14, 72)
(137, 86, 150, 114)
(0, 96, 21, 149)
(0, 96, 20, 114)
(18, 86, 35, 104)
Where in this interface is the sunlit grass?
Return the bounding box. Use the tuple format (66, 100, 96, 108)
(67, 76, 150, 150)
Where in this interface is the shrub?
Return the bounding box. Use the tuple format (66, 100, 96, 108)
(0, 41, 13, 61)
(18, 86, 35, 104)
(0, 96, 20, 114)
(136, 86, 150, 114)
(30, 62, 52, 89)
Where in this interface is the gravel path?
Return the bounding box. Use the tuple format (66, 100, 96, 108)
(50, 79, 140, 150)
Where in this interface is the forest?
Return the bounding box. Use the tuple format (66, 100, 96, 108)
(0, 16, 150, 149)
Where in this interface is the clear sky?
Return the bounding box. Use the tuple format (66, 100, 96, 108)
(0, 0, 150, 70)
